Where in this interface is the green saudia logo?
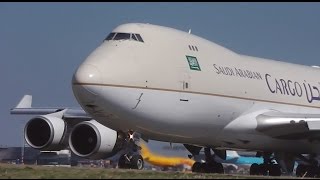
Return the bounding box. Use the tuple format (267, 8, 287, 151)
(186, 55, 201, 71)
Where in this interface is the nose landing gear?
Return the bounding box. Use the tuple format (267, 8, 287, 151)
(117, 130, 144, 170)
(118, 154, 144, 170)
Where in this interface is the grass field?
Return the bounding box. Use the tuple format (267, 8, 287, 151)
(0, 163, 305, 179)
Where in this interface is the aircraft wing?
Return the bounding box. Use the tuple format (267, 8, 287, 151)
(10, 95, 91, 120)
(256, 111, 320, 140)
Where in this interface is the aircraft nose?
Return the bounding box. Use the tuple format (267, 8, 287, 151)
(72, 63, 102, 104)
(72, 63, 102, 85)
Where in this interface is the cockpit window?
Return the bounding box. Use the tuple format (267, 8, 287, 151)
(131, 34, 138, 41)
(135, 34, 144, 42)
(104, 32, 144, 43)
(113, 33, 131, 40)
(105, 33, 116, 41)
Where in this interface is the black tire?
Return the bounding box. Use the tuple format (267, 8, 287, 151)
(296, 164, 306, 177)
(192, 162, 201, 173)
(199, 163, 207, 173)
(250, 163, 259, 175)
(306, 165, 318, 178)
(204, 163, 214, 173)
(131, 154, 144, 170)
(315, 166, 320, 178)
(269, 164, 281, 176)
(214, 163, 224, 174)
(118, 154, 129, 169)
(258, 164, 268, 176)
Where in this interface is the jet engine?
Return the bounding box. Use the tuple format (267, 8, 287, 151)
(69, 120, 126, 159)
(24, 115, 67, 150)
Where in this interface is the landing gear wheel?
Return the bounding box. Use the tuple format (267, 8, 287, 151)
(296, 164, 306, 177)
(199, 163, 207, 173)
(131, 154, 144, 170)
(204, 163, 214, 173)
(191, 162, 224, 174)
(258, 164, 268, 176)
(269, 164, 281, 176)
(250, 163, 259, 175)
(316, 166, 320, 178)
(118, 154, 129, 169)
(306, 165, 318, 178)
(214, 163, 224, 174)
(192, 162, 202, 173)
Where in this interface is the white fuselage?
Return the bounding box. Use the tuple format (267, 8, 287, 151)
(72, 23, 320, 154)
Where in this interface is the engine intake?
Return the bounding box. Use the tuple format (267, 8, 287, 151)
(25, 115, 67, 150)
(69, 120, 125, 159)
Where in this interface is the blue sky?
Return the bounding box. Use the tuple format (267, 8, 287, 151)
(1, 2, 320, 154)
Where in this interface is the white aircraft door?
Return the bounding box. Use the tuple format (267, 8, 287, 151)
(179, 70, 191, 102)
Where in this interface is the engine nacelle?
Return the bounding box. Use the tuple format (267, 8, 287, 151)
(25, 115, 67, 150)
(69, 120, 125, 160)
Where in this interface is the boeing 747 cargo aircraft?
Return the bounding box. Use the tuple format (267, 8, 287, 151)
(11, 23, 320, 177)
